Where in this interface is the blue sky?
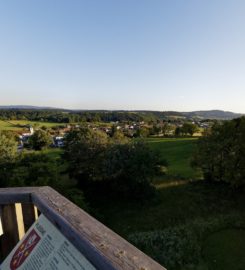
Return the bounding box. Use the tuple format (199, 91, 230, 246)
(0, 0, 245, 112)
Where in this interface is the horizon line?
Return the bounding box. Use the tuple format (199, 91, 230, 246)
(0, 104, 244, 114)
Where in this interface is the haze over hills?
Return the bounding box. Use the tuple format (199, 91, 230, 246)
(181, 110, 244, 120)
(0, 106, 244, 120)
(0, 105, 62, 110)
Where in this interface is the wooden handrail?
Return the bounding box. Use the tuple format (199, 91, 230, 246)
(0, 187, 166, 270)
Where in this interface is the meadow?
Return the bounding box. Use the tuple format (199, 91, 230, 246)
(147, 137, 201, 179)
(0, 120, 24, 131)
(89, 137, 245, 270)
(0, 120, 65, 132)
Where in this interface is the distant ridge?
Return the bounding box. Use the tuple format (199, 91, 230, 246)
(0, 105, 64, 110)
(0, 106, 243, 120)
(182, 110, 244, 120)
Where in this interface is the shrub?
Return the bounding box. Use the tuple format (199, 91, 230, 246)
(128, 214, 245, 270)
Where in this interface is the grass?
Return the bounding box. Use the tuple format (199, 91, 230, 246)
(9, 120, 67, 127)
(0, 120, 24, 131)
(128, 214, 245, 270)
(147, 137, 202, 179)
(202, 229, 245, 270)
(90, 181, 245, 270)
(91, 182, 243, 236)
(0, 120, 67, 132)
(40, 148, 64, 159)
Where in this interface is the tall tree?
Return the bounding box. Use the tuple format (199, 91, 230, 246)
(192, 117, 245, 187)
(181, 123, 198, 136)
(102, 141, 160, 199)
(29, 130, 53, 150)
(0, 131, 18, 163)
(63, 127, 108, 183)
(64, 128, 163, 200)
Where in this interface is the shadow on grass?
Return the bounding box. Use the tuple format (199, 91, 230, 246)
(202, 229, 245, 270)
(86, 179, 245, 269)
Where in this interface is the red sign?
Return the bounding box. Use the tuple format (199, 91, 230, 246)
(10, 229, 41, 270)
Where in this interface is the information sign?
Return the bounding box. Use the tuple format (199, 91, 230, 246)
(1, 214, 96, 270)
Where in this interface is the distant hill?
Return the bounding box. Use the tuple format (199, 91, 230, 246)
(182, 110, 244, 120)
(0, 106, 243, 120)
(0, 105, 63, 110)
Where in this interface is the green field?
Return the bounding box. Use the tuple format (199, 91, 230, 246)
(91, 181, 245, 270)
(0, 120, 24, 131)
(147, 137, 202, 179)
(0, 120, 66, 132)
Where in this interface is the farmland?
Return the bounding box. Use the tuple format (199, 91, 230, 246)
(0, 120, 65, 132)
(147, 137, 201, 179)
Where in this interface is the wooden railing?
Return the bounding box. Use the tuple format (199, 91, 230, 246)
(0, 187, 166, 270)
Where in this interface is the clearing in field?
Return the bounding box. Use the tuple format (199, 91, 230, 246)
(147, 137, 202, 180)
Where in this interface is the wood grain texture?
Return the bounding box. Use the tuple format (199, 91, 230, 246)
(0, 187, 167, 270)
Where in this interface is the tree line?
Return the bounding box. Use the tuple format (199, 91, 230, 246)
(193, 116, 245, 187)
(0, 109, 202, 124)
(0, 109, 160, 123)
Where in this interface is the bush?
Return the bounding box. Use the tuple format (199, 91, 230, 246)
(193, 117, 245, 187)
(128, 214, 245, 270)
(60, 188, 89, 211)
(29, 130, 53, 150)
(64, 128, 165, 201)
(5, 153, 59, 187)
(101, 141, 161, 199)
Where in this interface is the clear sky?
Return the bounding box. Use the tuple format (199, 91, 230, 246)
(0, 0, 245, 112)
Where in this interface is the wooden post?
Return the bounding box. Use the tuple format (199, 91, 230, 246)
(0, 204, 25, 259)
(21, 203, 38, 232)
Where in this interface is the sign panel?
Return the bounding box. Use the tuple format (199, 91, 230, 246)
(1, 214, 96, 270)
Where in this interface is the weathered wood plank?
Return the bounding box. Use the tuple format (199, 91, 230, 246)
(0, 187, 38, 204)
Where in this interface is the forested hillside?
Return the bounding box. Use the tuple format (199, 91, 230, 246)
(0, 109, 242, 123)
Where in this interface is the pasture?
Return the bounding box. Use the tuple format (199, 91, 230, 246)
(147, 137, 202, 179)
(0, 120, 24, 131)
(0, 120, 66, 132)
